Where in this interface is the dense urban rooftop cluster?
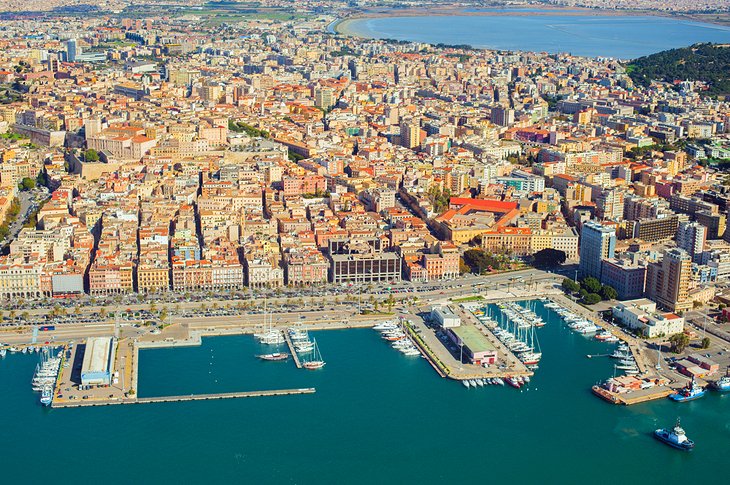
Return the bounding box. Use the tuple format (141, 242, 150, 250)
(0, 9, 727, 318)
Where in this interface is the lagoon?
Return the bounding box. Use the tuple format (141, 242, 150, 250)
(339, 12, 730, 59)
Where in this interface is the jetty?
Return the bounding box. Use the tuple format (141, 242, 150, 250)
(592, 385, 673, 405)
(52, 388, 316, 408)
(283, 330, 303, 369)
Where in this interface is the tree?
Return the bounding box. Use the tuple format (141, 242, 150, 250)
(19, 177, 35, 190)
(533, 248, 566, 267)
(84, 149, 100, 162)
(600, 285, 618, 301)
(669, 333, 690, 354)
(99, 307, 107, 319)
(583, 293, 602, 305)
(562, 278, 580, 294)
(581, 276, 601, 294)
(385, 294, 396, 312)
(701, 337, 711, 349)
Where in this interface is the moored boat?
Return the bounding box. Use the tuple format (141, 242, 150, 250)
(669, 378, 706, 402)
(711, 375, 730, 392)
(301, 338, 325, 370)
(505, 377, 521, 389)
(257, 352, 290, 361)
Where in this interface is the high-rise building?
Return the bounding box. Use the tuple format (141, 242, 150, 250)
(490, 106, 514, 127)
(66, 39, 78, 62)
(314, 86, 335, 110)
(645, 248, 693, 313)
(579, 221, 616, 280)
(399, 118, 421, 149)
(676, 221, 706, 264)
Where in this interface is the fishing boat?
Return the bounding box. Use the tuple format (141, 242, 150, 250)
(654, 418, 694, 451)
(257, 352, 290, 361)
(302, 338, 325, 370)
(669, 378, 706, 402)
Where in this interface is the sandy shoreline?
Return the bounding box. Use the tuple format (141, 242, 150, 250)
(332, 6, 730, 37)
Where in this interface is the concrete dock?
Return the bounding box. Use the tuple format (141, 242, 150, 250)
(283, 330, 303, 369)
(52, 388, 316, 408)
(592, 385, 673, 405)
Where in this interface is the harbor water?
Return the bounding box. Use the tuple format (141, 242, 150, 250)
(1, 300, 729, 484)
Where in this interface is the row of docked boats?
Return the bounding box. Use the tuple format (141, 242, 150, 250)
(373, 320, 421, 357)
(32, 347, 62, 406)
(489, 307, 542, 369)
(462, 377, 511, 388)
(544, 301, 600, 334)
(497, 302, 546, 328)
(2, 345, 43, 357)
(287, 327, 326, 369)
(611, 343, 640, 375)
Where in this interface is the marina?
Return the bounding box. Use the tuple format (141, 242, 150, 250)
(2, 313, 730, 482)
(0, 322, 730, 484)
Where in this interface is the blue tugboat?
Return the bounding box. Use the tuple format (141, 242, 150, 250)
(669, 377, 706, 402)
(654, 418, 694, 451)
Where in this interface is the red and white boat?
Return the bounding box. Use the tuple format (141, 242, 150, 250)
(595, 330, 613, 341)
(505, 377, 521, 388)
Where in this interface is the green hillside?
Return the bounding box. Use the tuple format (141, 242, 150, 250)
(627, 43, 730, 98)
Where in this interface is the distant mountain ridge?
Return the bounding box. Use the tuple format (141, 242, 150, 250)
(626, 43, 730, 98)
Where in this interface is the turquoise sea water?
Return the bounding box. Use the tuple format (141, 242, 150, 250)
(342, 13, 730, 59)
(1, 300, 730, 484)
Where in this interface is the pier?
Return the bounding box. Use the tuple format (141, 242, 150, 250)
(592, 385, 673, 405)
(283, 330, 303, 369)
(52, 388, 316, 408)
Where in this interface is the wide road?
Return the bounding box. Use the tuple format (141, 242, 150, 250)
(0, 269, 566, 342)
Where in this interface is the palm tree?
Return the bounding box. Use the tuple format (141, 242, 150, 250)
(9, 310, 16, 324)
(99, 307, 107, 319)
(386, 294, 396, 312)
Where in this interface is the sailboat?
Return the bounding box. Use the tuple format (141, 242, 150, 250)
(520, 323, 542, 365)
(254, 300, 284, 345)
(302, 338, 325, 370)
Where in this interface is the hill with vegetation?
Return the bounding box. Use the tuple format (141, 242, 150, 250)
(626, 43, 730, 98)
